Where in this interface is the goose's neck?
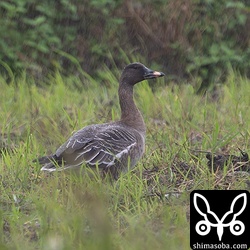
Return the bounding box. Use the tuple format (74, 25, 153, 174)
(118, 83, 146, 135)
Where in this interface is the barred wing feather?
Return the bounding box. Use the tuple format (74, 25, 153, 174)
(56, 126, 138, 170)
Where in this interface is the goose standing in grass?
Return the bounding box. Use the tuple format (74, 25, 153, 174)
(36, 63, 165, 179)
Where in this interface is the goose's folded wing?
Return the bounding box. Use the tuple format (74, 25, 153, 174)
(57, 127, 138, 169)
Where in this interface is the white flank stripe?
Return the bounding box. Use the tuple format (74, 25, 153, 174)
(107, 142, 136, 167)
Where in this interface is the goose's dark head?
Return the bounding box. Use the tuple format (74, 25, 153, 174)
(120, 62, 165, 86)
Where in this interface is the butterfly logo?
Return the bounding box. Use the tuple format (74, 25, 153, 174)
(193, 193, 247, 241)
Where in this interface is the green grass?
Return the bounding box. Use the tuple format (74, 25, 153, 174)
(0, 69, 250, 249)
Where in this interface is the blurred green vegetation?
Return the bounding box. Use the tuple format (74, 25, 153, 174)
(0, 0, 249, 89)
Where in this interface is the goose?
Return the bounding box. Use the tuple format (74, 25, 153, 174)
(36, 62, 164, 179)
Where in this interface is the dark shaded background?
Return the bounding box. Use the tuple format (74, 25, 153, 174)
(0, 0, 249, 90)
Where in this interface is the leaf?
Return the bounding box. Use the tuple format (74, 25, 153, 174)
(23, 16, 46, 26)
(0, 2, 15, 11)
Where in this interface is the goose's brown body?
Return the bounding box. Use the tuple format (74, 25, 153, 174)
(37, 63, 164, 178)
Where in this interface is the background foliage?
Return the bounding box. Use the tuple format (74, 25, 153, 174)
(0, 0, 249, 88)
